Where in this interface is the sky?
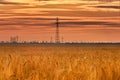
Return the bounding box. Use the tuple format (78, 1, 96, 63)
(0, 0, 120, 42)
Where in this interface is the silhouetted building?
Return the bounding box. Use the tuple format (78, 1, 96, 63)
(0, 41, 5, 43)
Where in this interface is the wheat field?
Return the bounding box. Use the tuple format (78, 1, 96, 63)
(0, 44, 120, 80)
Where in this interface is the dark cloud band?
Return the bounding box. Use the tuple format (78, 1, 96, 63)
(95, 6, 120, 9)
(0, 1, 28, 5)
(0, 18, 119, 27)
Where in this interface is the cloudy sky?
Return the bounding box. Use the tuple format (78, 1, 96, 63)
(0, 0, 120, 42)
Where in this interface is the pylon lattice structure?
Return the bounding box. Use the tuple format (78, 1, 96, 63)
(10, 36, 18, 43)
(55, 17, 60, 43)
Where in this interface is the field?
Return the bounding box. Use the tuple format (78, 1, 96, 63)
(0, 44, 120, 80)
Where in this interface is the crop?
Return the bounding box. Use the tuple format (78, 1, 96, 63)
(0, 44, 120, 80)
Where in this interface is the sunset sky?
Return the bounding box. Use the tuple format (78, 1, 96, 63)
(0, 0, 120, 42)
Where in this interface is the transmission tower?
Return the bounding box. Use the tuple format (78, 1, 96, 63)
(55, 17, 60, 43)
(50, 36, 53, 43)
(10, 36, 18, 43)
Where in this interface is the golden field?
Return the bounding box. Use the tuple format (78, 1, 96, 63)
(0, 44, 120, 80)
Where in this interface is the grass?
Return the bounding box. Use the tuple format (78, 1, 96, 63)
(0, 44, 120, 80)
